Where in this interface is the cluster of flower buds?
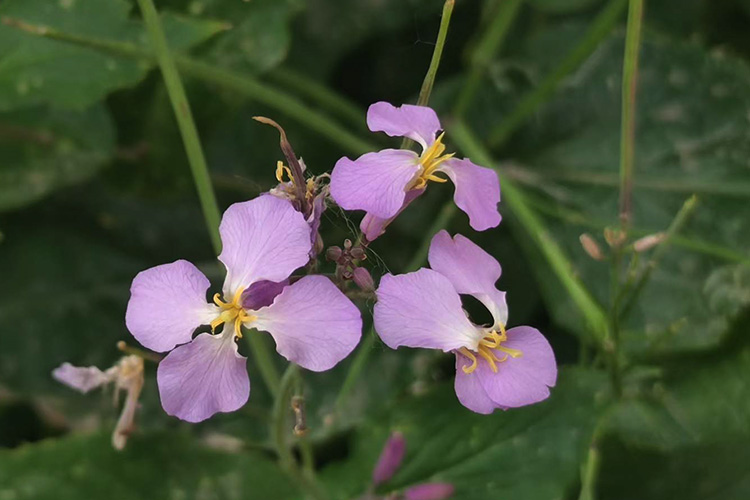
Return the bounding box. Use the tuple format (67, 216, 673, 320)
(326, 239, 374, 292)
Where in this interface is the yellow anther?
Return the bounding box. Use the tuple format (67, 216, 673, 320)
(210, 287, 254, 337)
(459, 348, 478, 374)
(412, 132, 455, 190)
(276, 161, 294, 184)
(459, 325, 522, 375)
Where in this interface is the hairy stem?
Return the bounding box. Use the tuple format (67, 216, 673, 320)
(135, 0, 221, 251)
(487, 0, 628, 148)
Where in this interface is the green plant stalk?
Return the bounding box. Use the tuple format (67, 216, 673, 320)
(1, 17, 376, 156)
(335, 202, 458, 409)
(268, 67, 367, 131)
(135, 0, 221, 251)
(619, 195, 699, 319)
(487, 0, 628, 148)
(246, 332, 281, 396)
(272, 366, 329, 500)
(451, 120, 609, 341)
(618, 0, 645, 229)
(453, 0, 523, 117)
(401, 0, 455, 150)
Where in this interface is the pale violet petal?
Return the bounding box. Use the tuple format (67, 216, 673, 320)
(453, 355, 498, 414)
(367, 102, 442, 150)
(53, 363, 113, 393)
(439, 157, 501, 231)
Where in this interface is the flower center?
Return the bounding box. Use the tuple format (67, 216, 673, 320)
(411, 132, 454, 190)
(459, 324, 523, 374)
(210, 288, 257, 339)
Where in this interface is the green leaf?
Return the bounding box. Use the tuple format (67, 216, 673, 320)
(322, 368, 610, 500)
(0, 104, 115, 212)
(0, 431, 298, 500)
(0, 0, 227, 110)
(478, 31, 750, 355)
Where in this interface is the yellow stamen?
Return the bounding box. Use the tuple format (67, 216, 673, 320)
(276, 161, 294, 184)
(209, 287, 256, 339)
(459, 325, 522, 375)
(459, 348, 478, 374)
(411, 132, 456, 190)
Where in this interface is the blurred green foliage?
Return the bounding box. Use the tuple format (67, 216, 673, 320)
(0, 0, 749, 499)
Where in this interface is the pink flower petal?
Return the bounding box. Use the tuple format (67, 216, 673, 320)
(367, 102, 442, 150)
(476, 326, 557, 408)
(372, 432, 406, 485)
(253, 276, 362, 371)
(219, 196, 311, 297)
(157, 332, 250, 423)
(453, 355, 499, 414)
(125, 260, 219, 353)
(404, 482, 455, 500)
(374, 269, 481, 352)
(359, 189, 424, 242)
(53, 363, 112, 393)
(439, 157, 501, 231)
(330, 150, 420, 219)
(428, 231, 508, 327)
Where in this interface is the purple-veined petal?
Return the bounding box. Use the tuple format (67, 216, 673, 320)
(253, 276, 362, 372)
(157, 332, 250, 423)
(219, 195, 311, 297)
(359, 189, 424, 242)
(367, 102, 442, 150)
(374, 269, 481, 352)
(404, 483, 455, 500)
(125, 260, 219, 353)
(241, 279, 289, 310)
(53, 363, 113, 393)
(372, 432, 406, 485)
(428, 231, 508, 328)
(330, 150, 419, 219)
(439, 157, 501, 231)
(453, 355, 499, 414)
(477, 326, 557, 408)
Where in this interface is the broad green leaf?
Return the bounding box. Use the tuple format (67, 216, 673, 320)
(0, 104, 115, 212)
(475, 31, 750, 355)
(0, 0, 227, 110)
(321, 368, 610, 500)
(0, 431, 298, 500)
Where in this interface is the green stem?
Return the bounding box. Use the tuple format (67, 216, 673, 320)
(246, 333, 281, 397)
(619, 195, 699, 319)
(577, 419, 607, 500)
(487, 0, 628, 148)
(451, 120, 609, 341)
(335, 202, 458, 410)
(453, 0, 523, 117)
(1, 17, 376, 156)
(267, 67, 367, 131)
(618, 0, 644, 229)
(401, 0, 455, 150)
(135, 0, 221, 251)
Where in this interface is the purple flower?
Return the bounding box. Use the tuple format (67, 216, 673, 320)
(373, 230, 556, 414)
(125, 195, 362, 423)
(372, 431, 406, 485)
(404, 483, 455, 500)
(330, 102, 501, 241)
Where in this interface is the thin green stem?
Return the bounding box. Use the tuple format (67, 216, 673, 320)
(335, 202, 458, 410)
(1, 16, 376, 156)
(451, 120, 609, 341)
(619, 195, 699, 319)
(618, 0, 645, 229)
(487, 0, 628, 148)
(266, 67, 367, 132)
(577, 417, 609, 500)
(245, 333, 281, 397)
(401, 0, 455, 150)
(453, 0, 523, 117)
(135, 0, 221, 250)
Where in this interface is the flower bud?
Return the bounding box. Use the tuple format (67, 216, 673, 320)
(604, 227, 626, 248)
(353, 267, 375, 292)
(404, 482, 455, 500)
(579, 233, 604, 261)
(350, 246, 366, 261)
(372, 432, 406, 485)
(326, 246, 343, 262)
(633, 232, 665, 252)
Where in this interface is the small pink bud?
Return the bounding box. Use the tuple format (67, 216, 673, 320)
(633, 232, 665, 252)
(579, 233, 604, 261)
(372, 432, 406, 485)
(350, 246, 366, 260)
(404, 482, 455, 500)
(326, 246, 343, 262)
(353, 267, 374, 292)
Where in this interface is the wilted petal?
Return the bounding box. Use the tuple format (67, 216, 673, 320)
(330, 150, 419, 219)
(428, 231, 507, 328)
(453, 355, 498, 414)
(157, 333, 250, 423)
(477, 326, 557, 408)
(219, 196, 311, 296)
(53, 363, 113, 393)
(367, 102, 442, 150)
(253, 276, 362, 371)
(126, 260, 219, 353)
(405, 483, 455, 500)
(241, 280, 289, 310)
(374, 269, 480, 352)
(439, 157, 501, 231)
(372, 432, 406, 485)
